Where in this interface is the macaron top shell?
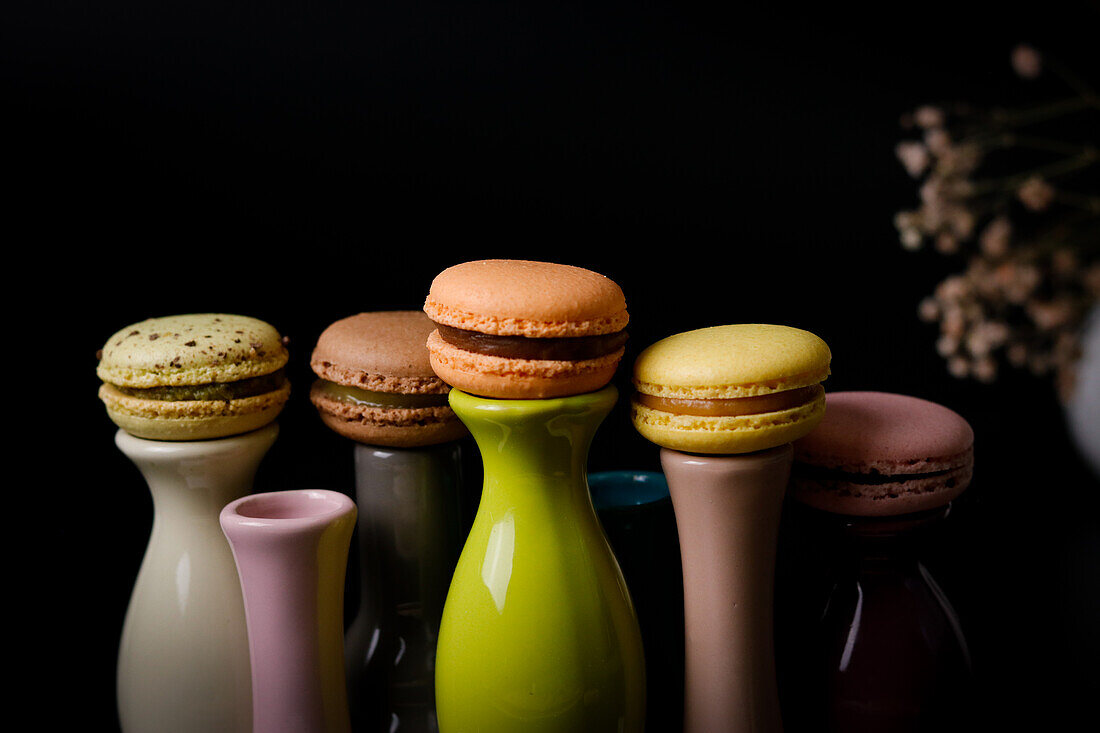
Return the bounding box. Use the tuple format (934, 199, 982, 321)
(424, 259, 629, 338)
(97, 313, 288, 388)
(633, 324, 832, 399)
(311, 311, 448, 394)
(794, 391, 974, 475)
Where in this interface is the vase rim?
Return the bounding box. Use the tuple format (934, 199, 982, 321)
(449, 384, 618, 414)
(115, 422, 279, 457)
(589, 470, 670, 509)
(221, 489, 355, 531)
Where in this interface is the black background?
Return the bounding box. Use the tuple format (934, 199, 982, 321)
(10, 1, 1099, 729)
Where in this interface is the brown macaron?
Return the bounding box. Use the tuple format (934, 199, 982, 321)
(423, 259, 630, 399)
(310, 311, 467, 447)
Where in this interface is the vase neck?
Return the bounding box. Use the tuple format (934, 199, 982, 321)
(115, 425, 278, 519)
(826, 505, 950, 563)
(449, 386, 617, 510)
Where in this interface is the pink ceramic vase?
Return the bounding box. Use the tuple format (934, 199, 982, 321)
(221, 489, 357, 733)
(661, 445, 791, 733)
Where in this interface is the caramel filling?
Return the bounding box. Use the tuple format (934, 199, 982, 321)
(315, 380, 450, 409)
(435, 323, 628, 361)
(635, 384, 822, 417)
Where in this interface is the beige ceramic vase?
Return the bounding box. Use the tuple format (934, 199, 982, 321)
(661, 445, 791, 733)
(115, 424, 278, 732)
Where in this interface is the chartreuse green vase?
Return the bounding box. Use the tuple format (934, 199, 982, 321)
(435, 386, 646, 733)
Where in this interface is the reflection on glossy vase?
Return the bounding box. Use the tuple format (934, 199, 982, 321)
(115, 424, 278, 733)
(221, 489, 357, 733)
(810, 507, 972, 732)
(347, 443, 466, 733)
(436, 387, 646, 733)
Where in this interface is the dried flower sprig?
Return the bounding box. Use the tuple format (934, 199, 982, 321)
(895, 44, 1100, 400)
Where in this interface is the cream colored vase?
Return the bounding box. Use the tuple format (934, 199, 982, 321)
(115, 424, 278, 732)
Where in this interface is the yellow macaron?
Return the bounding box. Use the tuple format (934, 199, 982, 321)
(97, 313, 291, 441)
(630, 324, 831, 454)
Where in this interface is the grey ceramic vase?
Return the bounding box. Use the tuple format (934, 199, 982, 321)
(346, 442, 466, 733)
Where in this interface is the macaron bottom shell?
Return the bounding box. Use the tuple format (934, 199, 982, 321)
(426, 329, 624, 399)
(630, 389, 826, 455)
(310, 381, 467, 447)
(791, 461, 973, 517)
(99, 382, 290, 441)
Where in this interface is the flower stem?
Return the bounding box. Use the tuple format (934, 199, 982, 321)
(988, 96, 1095, 129)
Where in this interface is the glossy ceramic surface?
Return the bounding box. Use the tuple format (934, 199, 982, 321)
(662, 445, 791, 733)
(114, 423, 278, 733)
(221, 489, 357, 733)
(803, 506, 973, 732)
(436, 386, 646, 733)
(347, 442, 466, 733)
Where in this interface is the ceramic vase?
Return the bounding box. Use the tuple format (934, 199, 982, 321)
(346, 442, 466, 733)
(661, 445, 791, 733)
(221, 489, 357, 733)
(804, 506, 972, 732)
(589, 471, 684, 733)
(435, 386, 646, 733)
(114, 423, 278, 733)
(1066, 302, 1100, 479)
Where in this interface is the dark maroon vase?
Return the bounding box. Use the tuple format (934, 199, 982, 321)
(801, 506, 973, 732)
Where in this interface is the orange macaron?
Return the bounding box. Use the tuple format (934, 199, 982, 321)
(423, 260, 629, 399)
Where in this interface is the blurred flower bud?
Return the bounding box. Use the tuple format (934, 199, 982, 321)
(1007, 343, 1029, 367)
(924, 128, 952, 156)
(914, 106, 946, 129)
(1017, 176, 1056, 211)
(1051, 249, 1078, 277)
(918, 296, 941, 322)
(948, 356, 971, 378)
(1011, 44, 1043, 79)
(972, 356, 998, 382)
(942, 306, 967, 338)
(936, 233, 960, 254)
(946, 206, 976, 239)
(900, 227, 923, 250)
(896, 141, 931, 177)
(1028, 299, 1075, 330)
(979, 217, 1012, 258)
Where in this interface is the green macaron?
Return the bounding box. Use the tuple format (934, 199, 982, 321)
(97, 313, 291, 441)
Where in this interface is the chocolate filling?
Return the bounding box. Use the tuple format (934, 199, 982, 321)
(315, 380, 451, 410)
(635, 385, 821, 417)
(113, 369, 287, 402)
(435, 323, 628, 361)
(792, 463, 957, 487)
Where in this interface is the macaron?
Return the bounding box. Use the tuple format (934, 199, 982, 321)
(97, 313, 291, 441)
(310, 311, 467, 447)
(790, 391, 974, 517)
(423, 260, 629, 399)
(631, 324, 831, 454)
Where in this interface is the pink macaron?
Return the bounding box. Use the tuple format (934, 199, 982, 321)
(791, 391, 974, 517)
